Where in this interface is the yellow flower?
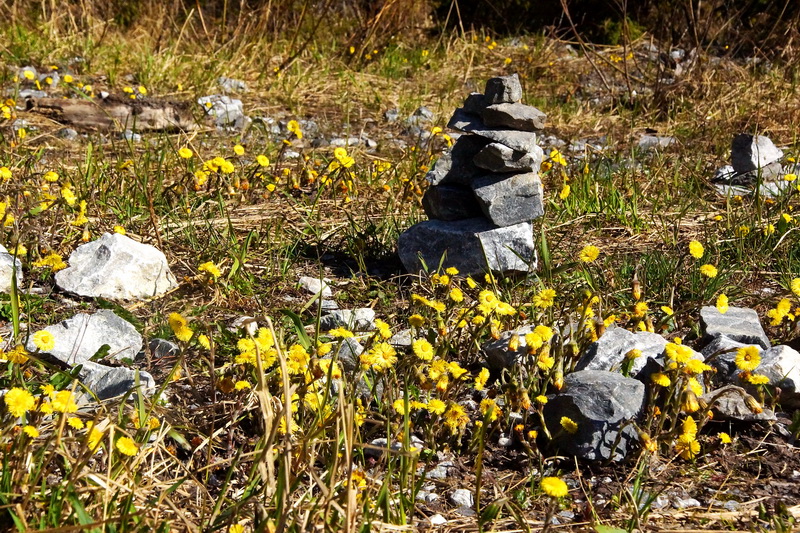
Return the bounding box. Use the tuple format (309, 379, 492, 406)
(328, 327, 354, 338)
(32, 330, 56, 351)
(168, 312, 193, 342)
(333, 147, 355, 168)
(791, 278, 800, 297)
(683, 358, 711, 375)
(633, 301, 649, 318)
(560, 416, 578, 434)
(716, 293, 728, 314)
(23, 425, 39, 438)
(51, 390, 78, 413)
(412, 338, 434, 361)
(197, 334, 211, 349)
(625, 348, 642, 360)
(480, 398, 501, 422)
(549, 149, 567, 166)
(719, 432, 732, 444)
(360, 342, 397, 372)
(675, 433, 700, 460)
(408, 314, 425, 327)
(115, 436, 139, 456)
(541, 477, 569, 498)
(579, 245, 600, 263)
(688, 240, 704, 259)
(68, 417, 84, 429)
(43, 171, 59, 182)
(233, 144, 245, 156)
(198, 261, 221, 278)
(178, 147, 193, 159)
(33, 252, 67, 272)
(533, 288, 556, 308)
(113, 225, 126, 235)
(427, 398, 446, 415)
(746, 373, 769, 385)
(478, 290, 499, 313)
(699, 264, 718, 278)
(449, 287, 464, 302)
(374, 319, 392, 339)
(559, 184, 571, 200)
(535, 395, 548, 405)
(287, 120, 303, 139)
(443, 403, 469, 434)
(474, 367, 490, 391)
(4, 387, 35, 418)
(785, 173, 797, 182)
(735, 346, 760, 372)
(651, 372, 671, 387)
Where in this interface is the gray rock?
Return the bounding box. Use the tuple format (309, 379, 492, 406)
(18, 66, 38, 80)
(406, 106, 434, 127)
(731, 134, 783, 177)
(463, 92, 487, 114)
(26, 309, 143, 366)
(320, 299, 339, 311)
(760, 345, 800, 403)
(149, 338, 179, 359)
(471, 172, 544, 227)
(449, 488, 474, 508)
(55, 233, 177, 301)
(482, 324, 537, 369)
(428, 514, 447, 526)
(330, 337, 363, 373)
(197, 94, 248, 129)
(388, 328, 413, 348)
(576, 327, 668, 377)
(701, 334, 755, 381)
(298, 276, 332, 298)
(712, 165, 736, 183)
(543, 370, 645, 461)
(121, 130, 141, 142)
(0, 244, 23, 294)
(702, 385, 775, 422)
(18, 89, 48, 99)
(398, 218, 536, 276)
(57, 128, 79, 140)
(481, 103, 546, 131)
(673, 498, 701, 510)
(422, 185, 483, 221)
(700, 306, 770, 349)
(329, 137, 361, 147)
(384, 108, 400, 123)
(638, 135, 676, 150)
(79, 361, 155, 400)
(320, 308, 376, 332)
(425, 135, 489, 186)
(473, 143, 543, 173)
(448, 109, 538, 153)
(217, 76, 248, 93)
(484, 74, 522, 104)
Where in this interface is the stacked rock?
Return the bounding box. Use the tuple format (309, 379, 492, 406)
(398, 74, 546, 276)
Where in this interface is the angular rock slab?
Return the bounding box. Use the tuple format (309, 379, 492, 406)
(543, 370, 645, 461)
(482, 324, 537, 369)
(448, 109, 538, 153)
(320, 308, 376, 332)
(701, 333, 757, 381)
(484, 74, 522, 104)
(473, 143, 543, 173)
(425, 135, 489, 186)
(27, 309, 143, 366)
(759, 345, 800, 406)
(422, 184, 483, 221)
(398, 218, 536, 276)
(471, 172, 544, 227)
(575, 327, 667, 378)
(79, 360, 155, 401)
(700, 306, 770, 349)
(0, 244, 23, 294)
(481, 103, 546, 132)
(731, 134, 783, 177)
(702, 385, 775, 422)
(56, 233, 177, 301)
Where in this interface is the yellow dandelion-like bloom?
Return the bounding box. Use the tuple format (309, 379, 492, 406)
(443, 403, 470, 434)
(115, 436, 139, 456)
(535, 395, 548, 405)
(68, 417, 84, 429)
(287, 120, 303, 139)
(168, 313, 193, 342)
(533, 288, 556, 308)
(633, 301, 649, 318)
(408, 314, 425, 327)
(540, 477, 569, 498)
(51, 390, 78, 413)
(660, 305, 674, 316)
(178, 147, 193, 159)
(716, 293, 728, 314)
(579, 245, 600, 263)
(480, 398, 501, 422)
(735, 346, 760, 372)
(651, 372, 671, 387)
(198, 261, 221, 278)
(699, 264, 718, 278)
(478, 290, 499, 312)
(257, 154, 270, 167)
(682, 416, 697, 438)
(675, 433, 700, 460)
(746, 373, 769, 385)
(625, 348, 642, 361)
(197, 334, 211, 350)
(559, 184, 571, 200)
(23, 425, 39, 438)
(233, 144, 245, 156)
(688, 240, 704, 259)
(328, 327, 354, 338)
(374, 319, 392, 340)
(474, 367, 490, 391)
(32, 330, 56, 351)
(4, 387, 35, 418)
(719, 432, 732, 444)
(427, 398, 446, 415)
(412, 338, 434, 361)
(550, 149, 567, 166)
(449, 287, 464, 302)
(791, 278, 800, 297)
(683, 358, 711, 375)
(686, 377, 703, 396)
(560, 416, 578, 434)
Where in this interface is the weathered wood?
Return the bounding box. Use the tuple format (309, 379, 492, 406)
(26, 95, 197, 132)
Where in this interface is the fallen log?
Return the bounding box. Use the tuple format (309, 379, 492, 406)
(26, 95, 198, 132)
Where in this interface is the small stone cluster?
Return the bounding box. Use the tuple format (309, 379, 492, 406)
(712, 133, 797, 198)
(399, 74, 546, 276)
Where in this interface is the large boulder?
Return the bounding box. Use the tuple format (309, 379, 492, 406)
(398, 218, 536, 276)
(55, 233, 177, 301)
(543, 370, 645, 461)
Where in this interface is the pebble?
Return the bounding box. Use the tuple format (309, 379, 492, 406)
(673, 497, 701, 509)
(428, 514, 447, 526)
(449, 488, 473, 508)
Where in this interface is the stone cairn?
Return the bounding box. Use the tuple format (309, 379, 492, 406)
(398, 74, 547, 276)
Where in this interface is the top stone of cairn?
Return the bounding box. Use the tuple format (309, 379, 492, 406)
(484, 73, 522, 105)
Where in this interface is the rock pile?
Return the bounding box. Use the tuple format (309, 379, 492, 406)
(399, 74, 546, 276)
(712, 133, 796, 198)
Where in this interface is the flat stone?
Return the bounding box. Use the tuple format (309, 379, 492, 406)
(543, 370, 645, 461)
(731, 134, 783, 176)
(473, 143, 543, 173)
(26, 310, 142, 366)
(298, 276, 332, 298)
(700, 306, 770, 349)
(320, 308, 376, 332)
(463, 92, 487, 114)
(79, 361, 155, 400)
(481, 103, 546, 131)
(149, 338, 179, 359)
(425, 135, 489, 186)
(197, 94, 248, 130)
(429, 514, 447, 526)
(760, 345, 800, 404)
(575, 327, 668, 378)
(0, 244, 23, 294)
(398, 218, 536, 276)
(448, 109, 538, 153)
(422, 184, 483, 221)
(484, 74, 522, 104)
(638, 135, 676, 150)
(55, 233, 177, 301)
(701, 334, 756, 381)
(471, 172, 544, 227)
(702, 385, 776, 422)
(482, 324, 538, 369)
(449, 488, 474, 508)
